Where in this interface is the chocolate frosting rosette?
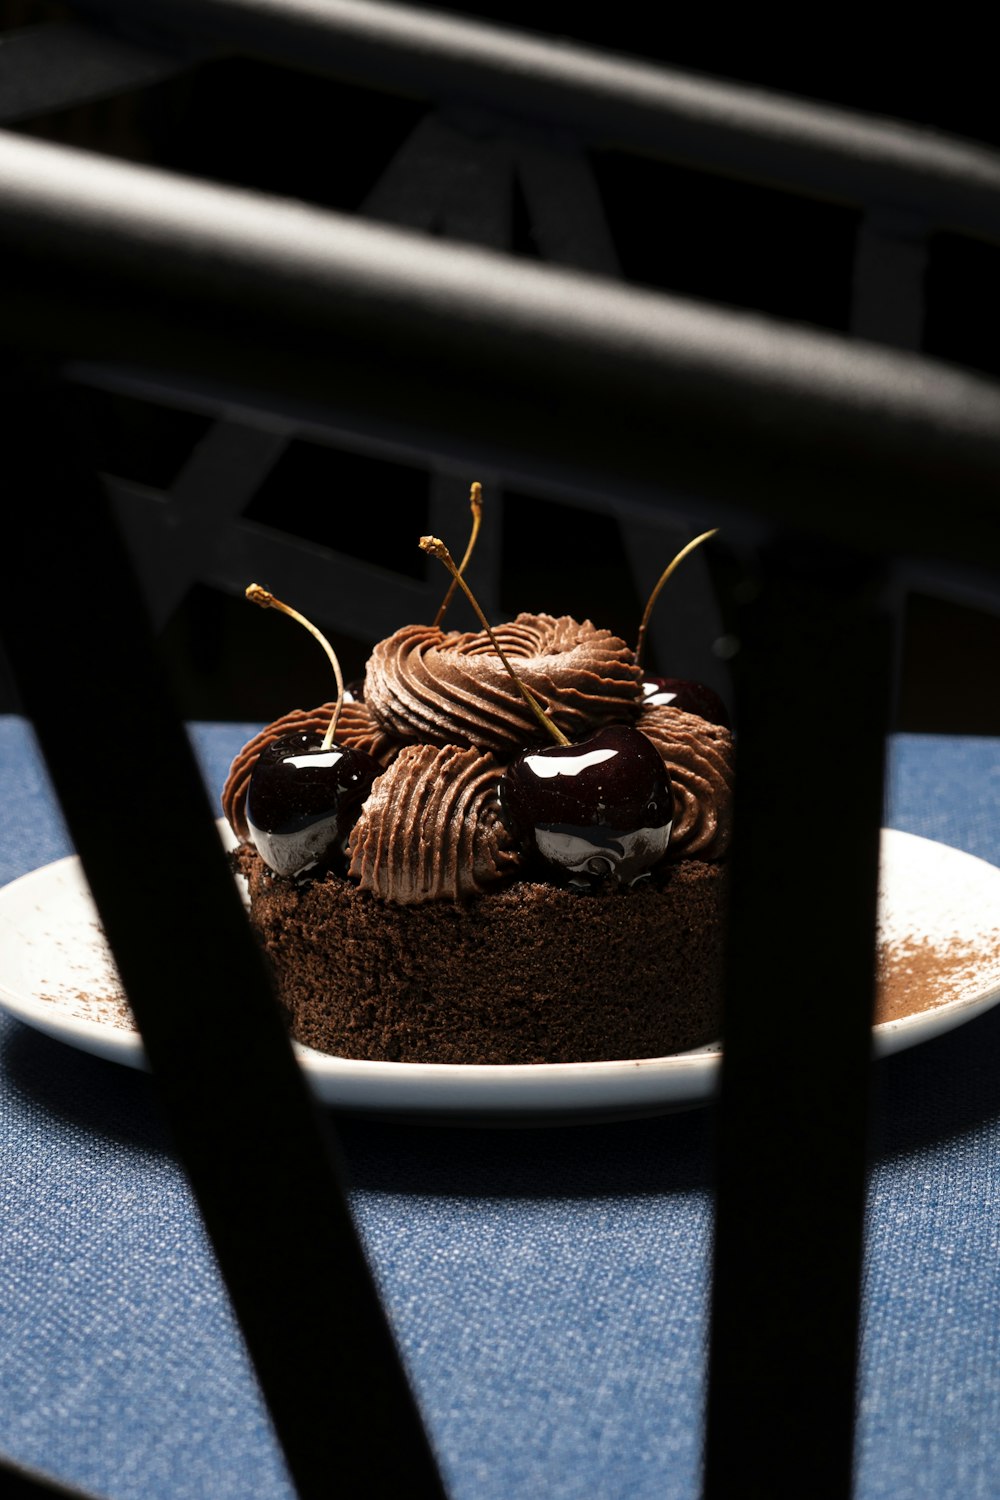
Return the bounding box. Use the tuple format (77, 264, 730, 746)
(347, 744, 519, 904)
(363, 613, 642, 754)
(636, 704, 735, 860)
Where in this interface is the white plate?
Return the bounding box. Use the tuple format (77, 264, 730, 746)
(0, 828, 998, 1122)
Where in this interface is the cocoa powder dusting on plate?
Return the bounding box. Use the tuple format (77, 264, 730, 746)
(37, 985, 135, 1031)
(876, 934, 1000, 1023)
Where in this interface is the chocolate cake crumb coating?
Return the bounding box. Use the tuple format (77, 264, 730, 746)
(236, 845, 727, 1064)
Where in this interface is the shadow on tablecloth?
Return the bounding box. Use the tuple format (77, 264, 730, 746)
(4, 995, 999, 1202)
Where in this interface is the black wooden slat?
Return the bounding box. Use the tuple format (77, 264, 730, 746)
(704, 539, 892, 1498)
(0, 19, 197, 125)
(1, 130, 1000, 569)
(76, 0, 1000, 240)
(0, 1455, 102, 1499)
(851, 207, 929, 350)
(0, 369, 445, 1500)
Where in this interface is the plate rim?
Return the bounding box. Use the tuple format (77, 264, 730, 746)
(0, 828, 998, 1118)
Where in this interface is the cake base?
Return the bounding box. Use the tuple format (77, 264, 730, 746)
(239, 851, 728, 1065)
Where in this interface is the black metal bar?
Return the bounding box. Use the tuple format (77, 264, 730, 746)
(74, 0, 1000, 239)
(68, 360, 1000, 622)
(705, 539, 892, 1499)
(131, 417, 289, 628)
(1, 130, 999, 570)
(0, 368, 445, 1500)
(850, 207, 928, 350)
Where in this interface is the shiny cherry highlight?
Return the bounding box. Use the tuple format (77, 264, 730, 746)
(246, 731, 379, 879)
(499, 724, 674, 890)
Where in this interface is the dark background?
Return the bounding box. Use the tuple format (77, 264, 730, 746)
(2, 1, 998, 731)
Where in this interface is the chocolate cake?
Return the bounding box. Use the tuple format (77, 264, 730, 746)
(223, 610, 735, 1064)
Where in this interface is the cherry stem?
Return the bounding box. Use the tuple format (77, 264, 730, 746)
(419, 537, 569, 747)
(635, 528, 719, 670)
(432, 481, 483, 628)
(245, 584, 345, 749)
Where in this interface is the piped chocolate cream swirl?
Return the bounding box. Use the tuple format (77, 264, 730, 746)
(347, 744, 519, 904)
(222, 700, 398, 840)
(637, 705, 735, 861)
(365, 613, 642, 754)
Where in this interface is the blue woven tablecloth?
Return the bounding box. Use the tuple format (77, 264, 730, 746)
(1, 717, 998, 1499)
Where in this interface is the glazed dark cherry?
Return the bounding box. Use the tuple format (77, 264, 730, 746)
(641, 676, 731, 729)
(498, 724, 674, 890)
(246, 731, 379, 879)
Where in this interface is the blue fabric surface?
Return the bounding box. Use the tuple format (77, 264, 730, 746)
(0, 718, 998, 1499)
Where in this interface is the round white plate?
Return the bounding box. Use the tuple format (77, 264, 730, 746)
(0, 829, 997, 1122)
